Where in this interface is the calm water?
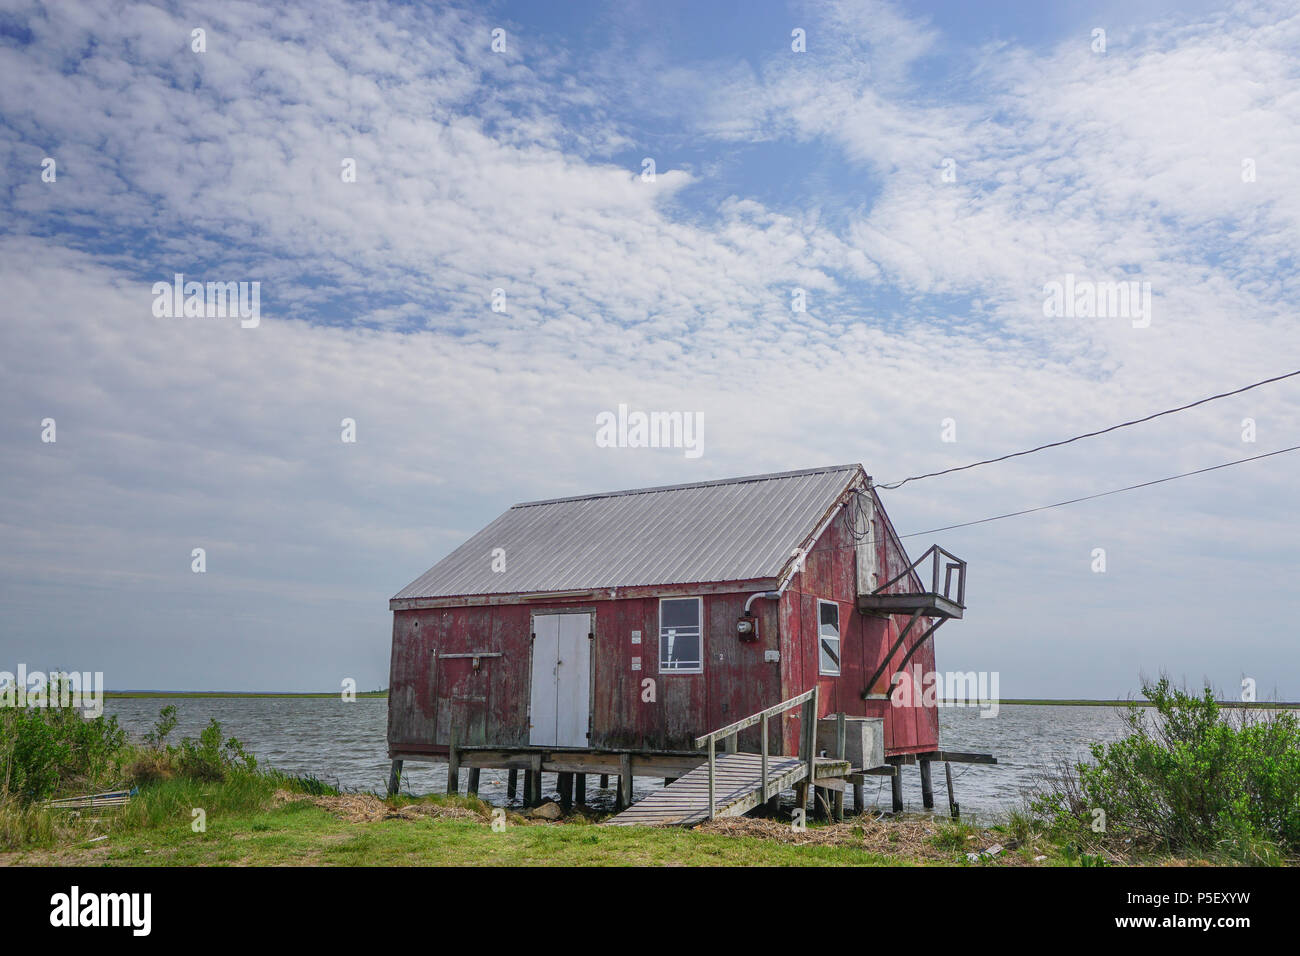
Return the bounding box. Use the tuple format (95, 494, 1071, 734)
(103, 698, 1135, 820)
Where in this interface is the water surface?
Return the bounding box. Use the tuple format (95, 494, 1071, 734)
(103, 698, 1136, 820)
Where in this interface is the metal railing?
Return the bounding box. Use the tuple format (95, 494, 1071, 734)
(873, 543, 966, 607)
(693, 686, 820, 821)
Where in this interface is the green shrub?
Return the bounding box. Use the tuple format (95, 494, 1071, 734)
(0, 689, 126, 803)
(144, 704, 178, 749)
(174, 718, 258, 782)
(1, 702, 274, 850)
(1033, 677, 1300, 861)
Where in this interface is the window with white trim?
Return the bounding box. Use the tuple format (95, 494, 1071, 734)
(818, 600, 841, 675)
(659, 597, 702, 673)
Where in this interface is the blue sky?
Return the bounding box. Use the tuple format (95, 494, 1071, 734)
(1, 0, 1298, 698)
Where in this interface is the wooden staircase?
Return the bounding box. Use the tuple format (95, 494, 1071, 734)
(604, 688, 849, 827)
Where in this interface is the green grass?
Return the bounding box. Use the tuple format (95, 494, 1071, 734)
(928, 818, 983, 852)
(7, 797, 914, 867)
(4, 779, 1218, 867)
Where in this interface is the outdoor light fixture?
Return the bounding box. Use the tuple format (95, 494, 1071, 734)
(736, 612, 758, 642)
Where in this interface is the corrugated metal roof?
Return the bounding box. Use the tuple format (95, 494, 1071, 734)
(392, 464, 866, 601)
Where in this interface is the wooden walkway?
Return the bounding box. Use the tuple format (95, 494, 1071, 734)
(603, 753, 850, 827)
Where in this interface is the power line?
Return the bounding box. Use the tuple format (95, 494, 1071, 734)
(895, 443, 1300, 539)
(877, 368, 1300, 490)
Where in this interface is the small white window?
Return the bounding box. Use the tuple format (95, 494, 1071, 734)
(818, 600, 841, 675)
(659, 597, 702, 673)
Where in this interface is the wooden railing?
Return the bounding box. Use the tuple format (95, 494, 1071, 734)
(873, 543, 966, 607)
(693, 686, 820, 821)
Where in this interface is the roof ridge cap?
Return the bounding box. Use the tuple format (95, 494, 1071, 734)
(512, 463, 864, 508)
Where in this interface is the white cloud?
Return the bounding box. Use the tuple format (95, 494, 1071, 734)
(0, 0, 1297, 696)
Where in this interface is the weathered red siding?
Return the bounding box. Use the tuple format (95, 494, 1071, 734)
(388, 588, 785, 756)
(388, 489, 944, 761)
(776, 494, 940, 756)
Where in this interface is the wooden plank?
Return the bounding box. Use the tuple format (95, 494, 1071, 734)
(693, 688, 816, 748)
(833, 712, 846, 822)
(446, 742, 460, 795)
(707, 736, 716, 819)
(529, 614, 560, 746)
(619, 753, 633, 808)
(603, 753, 808, 826)
(451, 750, 706, 776)
(916, 750, 997, 765)
(856, 592, 963, 620)
(529, 755, 543, 806)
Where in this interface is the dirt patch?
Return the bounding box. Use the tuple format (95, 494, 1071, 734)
(273, 790, 490, 824)
(0, 843, 114, 867)
(692, 815, 1033, 864)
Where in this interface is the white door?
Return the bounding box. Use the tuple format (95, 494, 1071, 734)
(529, 613, 591, 747)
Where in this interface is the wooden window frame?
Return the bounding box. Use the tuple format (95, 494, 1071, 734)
(658, 596, 703, 674)
(817, 599, 841, 676)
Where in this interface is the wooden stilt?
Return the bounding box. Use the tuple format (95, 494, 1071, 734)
(466, 767, 481, 797)
(575, 773, 586, 805)
(507, 768, 518, 801)
(814, 786, 829, 820)
(890, 768, 904, 813)
(529, 756, 543, 806)
(446, 745, 460, 795)
(558, 772, 574, 813)
(386, 759, 403, 797)
(945, 761, 959, 819)
(833, 785, 845, 822)
(920, 759, 934, 810)
(794, 781, 809, 818)
(619, 754, 634, 808)
(599, 774, 609, 789)
(522, 769, 533, 807)
(853, 779, 865, 814)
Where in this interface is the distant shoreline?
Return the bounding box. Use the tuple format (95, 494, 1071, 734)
(992, 698, 1300, 709)
(97, 691, 1299, 708)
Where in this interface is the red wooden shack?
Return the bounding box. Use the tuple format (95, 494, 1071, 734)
(387, 464, 975, 817)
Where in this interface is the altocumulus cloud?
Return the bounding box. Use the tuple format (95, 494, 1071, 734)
(0, 0, 1297, 697)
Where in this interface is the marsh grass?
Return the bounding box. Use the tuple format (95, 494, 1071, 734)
(0, 697, 334, 850)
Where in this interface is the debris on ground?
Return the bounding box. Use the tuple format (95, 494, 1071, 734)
(693, 815, 1033, 864)
(273, 789, 486, 823)
(967, 843, 1004, 862)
